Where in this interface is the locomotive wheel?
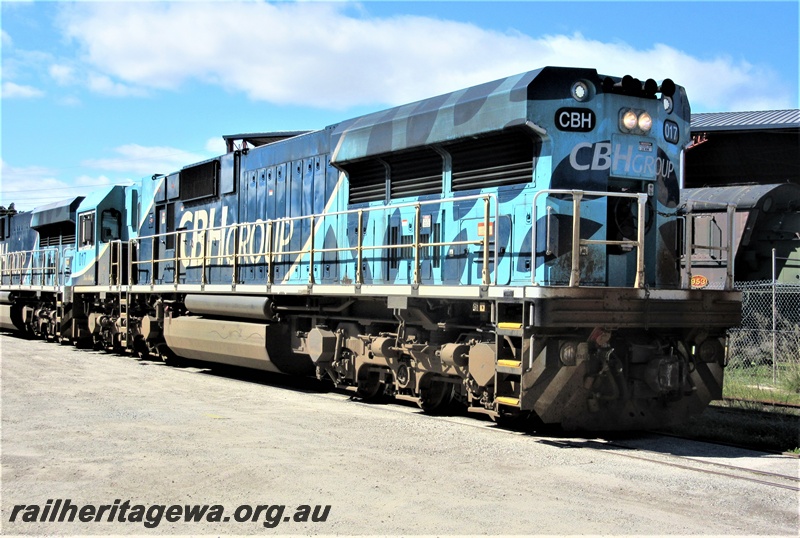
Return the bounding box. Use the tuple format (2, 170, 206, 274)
(417, 378, 454, 414)
(356, 371, 384, 401)
(132, 338, 151, 359)
(75, 336, 94, 349)
(157, 343, 183, 367)
(491, 410, 531, 428)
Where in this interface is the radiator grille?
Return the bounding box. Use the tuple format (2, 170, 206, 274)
(180, 160, 218, 201)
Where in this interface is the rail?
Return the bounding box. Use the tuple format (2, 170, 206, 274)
(531, 189, 649, 288)
(681, 200, 735, 291)
(0, 247, 61, 288)
(129, 193, 499, 288)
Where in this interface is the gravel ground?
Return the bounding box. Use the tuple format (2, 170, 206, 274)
(1, 332, 798, 536)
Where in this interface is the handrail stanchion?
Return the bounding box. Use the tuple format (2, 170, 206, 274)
(308, 215, 316, 285)
(568, 191, 583, 287)
(413, 204, 421, 285)
(266, 221, 274, 286)
(356, 210, 364, 285)
(634, 193, 647, 289)
(173, 232, 179, 289)
(150, 236, 156, 286)
(482, 196, 491, 286)
(129, 240, 135, 287)
(725, 203, 736, 290)
(683, 201, 694, 289)
(232, 226, 240, 287)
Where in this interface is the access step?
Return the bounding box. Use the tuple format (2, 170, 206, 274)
(496, 359, 522, 374)
(496, 321, 524, 337)
(495, 396, 520, 407)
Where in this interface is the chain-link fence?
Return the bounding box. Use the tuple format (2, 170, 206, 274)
(726, 280, 800, 389)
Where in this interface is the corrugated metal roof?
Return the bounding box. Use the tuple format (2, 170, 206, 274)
(691, 109, 800, 132)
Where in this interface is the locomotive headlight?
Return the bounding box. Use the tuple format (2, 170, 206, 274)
(622, 110, 638, 130)
(559, 342, 577, 366)
(698, 339, 724, 364)
(620, 109, 653, 134)
(637, 112, 653, 132)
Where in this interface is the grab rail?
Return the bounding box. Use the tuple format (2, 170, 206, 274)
(531, 189, 648, 288)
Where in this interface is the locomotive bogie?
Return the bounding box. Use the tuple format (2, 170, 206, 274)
(1, 66, 743, 430)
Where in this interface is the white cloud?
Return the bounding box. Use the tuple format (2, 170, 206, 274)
(2, 144, 216, 211)
(87, 73, 146, 97)
(2, 49, 55, 82)
(57, 95, 82, 107)
(205, 136, 228, 156)
(56, 2, 793, 112)
(75, 174, 114, 187)
(0, 160, 75, 211)
(0, 160, 62, 190)
(1, 30, 11, 48)
(1, 81, 44, 99)
(82, 144, 207, 176)
(49, 64, 76, 85)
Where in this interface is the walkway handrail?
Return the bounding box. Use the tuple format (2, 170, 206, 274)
(681, 200, 736, 290)
(0, 247, 61, 288)
(129, 193, 500, 287)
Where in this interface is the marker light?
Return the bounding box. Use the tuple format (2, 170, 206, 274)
(571, 81, 589, 102)
(622, 110, 638, 130)
(662, 96, 674, 114)
(638, 112, 653, 132)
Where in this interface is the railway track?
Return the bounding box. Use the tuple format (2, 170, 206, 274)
(5, 333, 798, 536)
(656, 401, 800, 455)
(328, 390, 800, 492)
(14, 335, 797, 494)
(163, 356, 800, 493)
(721, 397, 800, 410)
(542, 437, 800, 492)
(337, 396, 800, 493)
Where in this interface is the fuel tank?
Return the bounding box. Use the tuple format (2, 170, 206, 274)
(162, 315, 282, 373)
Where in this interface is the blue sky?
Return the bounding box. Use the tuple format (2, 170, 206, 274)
(2, 1, 798, 211)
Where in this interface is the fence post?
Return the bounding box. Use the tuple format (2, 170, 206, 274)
(772, 248, 777, 384)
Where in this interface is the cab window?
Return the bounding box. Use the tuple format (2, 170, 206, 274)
(79, 212, 95, 248)
(100, 209, 121, 242)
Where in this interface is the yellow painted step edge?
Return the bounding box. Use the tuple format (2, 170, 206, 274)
(496, 396, 520, 407)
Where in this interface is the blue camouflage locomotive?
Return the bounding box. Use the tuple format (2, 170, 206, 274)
(0, 66, 741, 430)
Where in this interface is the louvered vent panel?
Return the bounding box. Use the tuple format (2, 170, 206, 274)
(448, 131, 537, 192)
(347, 160, 387, 204)
(385, 148, 443, 199)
